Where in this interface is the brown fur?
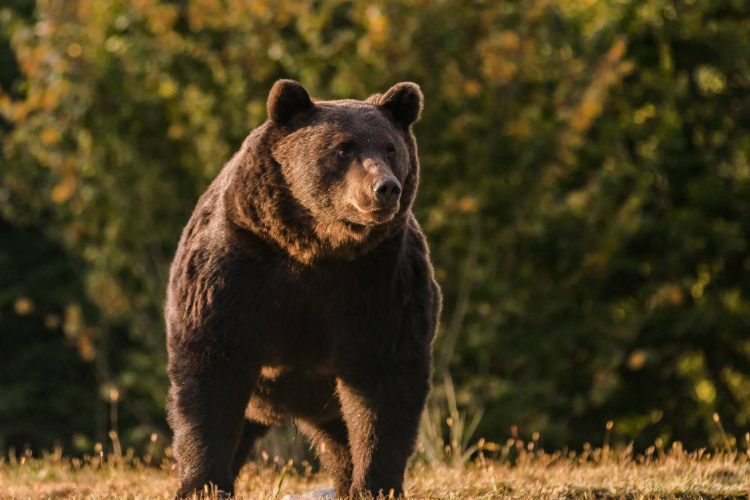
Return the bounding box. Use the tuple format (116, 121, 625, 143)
(165, 80, 441, 498)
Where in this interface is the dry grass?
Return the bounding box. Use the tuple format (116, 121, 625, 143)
(1, 444, 749, 500)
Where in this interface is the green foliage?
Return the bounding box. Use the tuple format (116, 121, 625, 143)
(418, 375, 483, 468)
(1, 0, 750, 454)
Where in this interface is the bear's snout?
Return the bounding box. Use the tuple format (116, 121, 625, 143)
(372, 177, 402, 206)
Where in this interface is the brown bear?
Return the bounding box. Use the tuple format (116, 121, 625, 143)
(165, 80, 441, 499)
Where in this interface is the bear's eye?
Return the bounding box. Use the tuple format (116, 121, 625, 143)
(386, 145, 396, 158)
(337, 143, 354, 158)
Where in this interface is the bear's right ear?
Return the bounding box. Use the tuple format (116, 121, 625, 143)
(267, 79, 314, 125)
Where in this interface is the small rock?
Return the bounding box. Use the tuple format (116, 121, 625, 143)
(281, 487, 336, 499)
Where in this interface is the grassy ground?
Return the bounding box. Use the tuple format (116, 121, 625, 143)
(1, 445, 749, 500)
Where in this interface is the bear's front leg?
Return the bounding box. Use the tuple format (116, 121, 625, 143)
(336, 353, 431, 498)
(167, 343, 259, 498)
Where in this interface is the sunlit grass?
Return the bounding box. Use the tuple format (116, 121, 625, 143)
(2, 441, 749, 500)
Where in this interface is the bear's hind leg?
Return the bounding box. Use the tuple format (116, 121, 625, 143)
(299, 417, 353, 497)
(231, 419, 270, 480)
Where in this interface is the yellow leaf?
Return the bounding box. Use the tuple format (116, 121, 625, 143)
(464, 80, 481, 97)
(159, 80, 178, 99)
(168, 123, 184, 139)
(458, 196, 478, 213)
(41, 128, 60, 145)
(52, 175, 76, 203)
(14, 297, 35, 315)
(627, 350, 647, 370)
(607, 37, 627, 62)
(67, 42, 83, 58)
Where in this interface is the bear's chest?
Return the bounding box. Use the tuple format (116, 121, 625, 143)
(251, 261, 361, 367)
(231, 244, 408, 370)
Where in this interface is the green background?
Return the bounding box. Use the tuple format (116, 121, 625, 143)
(2, 0, 750, 457)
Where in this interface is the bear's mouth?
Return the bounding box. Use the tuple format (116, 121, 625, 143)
(344, 201, 397, 229)
(342, 220, 369, 233)
(370, 207, 396, 218)
(341, 210, 394, 234)
(364, 208, 397, 225)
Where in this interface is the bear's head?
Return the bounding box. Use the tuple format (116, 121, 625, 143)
(232, 80, 423, 263)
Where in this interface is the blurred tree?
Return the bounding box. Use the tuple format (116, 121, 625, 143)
(0, 0, 101, 454)
(1, 0, 749, 454)
(0, 217, 100, 452)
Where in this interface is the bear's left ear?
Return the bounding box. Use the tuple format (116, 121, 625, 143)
(267, 79, 314, 125)
(368, 82, 423, 129)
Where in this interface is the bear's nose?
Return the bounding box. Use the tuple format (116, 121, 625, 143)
(372, 177, 402, 204)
